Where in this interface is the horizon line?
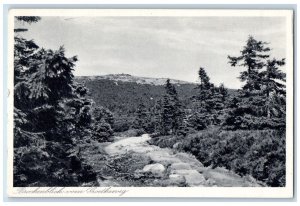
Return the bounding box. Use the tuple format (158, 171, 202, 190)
(74, 73, 239, 90)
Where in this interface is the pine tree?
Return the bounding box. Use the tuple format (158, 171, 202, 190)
(133, 102, 148, 131)
(153, 99, 163, 133)
(258, 58, 286, 129)
(228, 36, 270, 92)
(13, 16, 97, 186)
(158, 79, 184, 135)
(198, 67, 212, 89)
(161, 94, 173, 135)
(190, 68, 229, 129)
(91, 106, 114, 142)
(191, 67, 214, 128)
(261, 58, 286, 118)
(219, 83, 228, 102)
(210, 84, 228, 125)
(196, 67, 213, 103)
(93, 106, 114, 126)
(93, 119, 114, 142)
(224, 36, 286, 130)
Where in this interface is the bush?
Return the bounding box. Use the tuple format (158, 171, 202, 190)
(149, 128, 286, 187)
(115, 129, 145, 138)
(149, 135, 184, 149)
(92, 120, 114, 142)
(113, 116, 134, 132)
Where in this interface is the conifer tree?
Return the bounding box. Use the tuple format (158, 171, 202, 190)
(224, 36, 286, 130)
(158, 79, 184, 135)
(153, 99, 163, 133)
(261, 58, 286, 118)
(196, 67, 213, 103)
(133, 102, 148, 131)
(228, 36, 270, 92)
(259, 58, 286, 128)
(210, 84, 228, 124)
(93, 119, 114, 142)
(190, 67, 229, 128)
(91, 106, 114, 142)
(93, 106, 114, 126)
(13, 16, 97, 186)
(161, 94, 173, 135)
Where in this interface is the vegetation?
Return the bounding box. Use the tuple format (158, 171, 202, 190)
(14, 16, 286, 188)
(150, 129, 285, 187)
(149, 36, 286, 187)
(224, 36, 286, 130)
(75, 78, 201, 132)
(13, 16, 113, 186)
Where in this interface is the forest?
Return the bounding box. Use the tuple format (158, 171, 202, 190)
(14, 16, 286, 187)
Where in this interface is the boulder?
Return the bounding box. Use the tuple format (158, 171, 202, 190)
(170, 162, 192, 170)
(142, 163, 165, 177)
(172, 142, 181, 149)
(169, 174, 186, 185)
(174, 152, 204, 168)
(171, 169, 207, 186)
(147, 150, 181, 166)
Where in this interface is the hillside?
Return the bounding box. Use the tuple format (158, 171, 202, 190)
(76, 74, 197, 114)
(76, 74, 237, 114)
(75, 74, 238, 132)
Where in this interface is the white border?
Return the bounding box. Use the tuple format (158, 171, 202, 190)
(7, 9, 294, 198)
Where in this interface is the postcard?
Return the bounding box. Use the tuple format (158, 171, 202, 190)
(7, 9, 294, 198)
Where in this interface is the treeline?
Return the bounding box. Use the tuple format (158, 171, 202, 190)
(13, 17, 114, 186)
(76, 78, 202, 132)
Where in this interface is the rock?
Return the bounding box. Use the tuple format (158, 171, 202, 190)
(170, 162, 192, 170)
(99, 180, 121, 187)
(147, 150, 181, 166)
(206, 178, 216, 186)
(133, 169, 144, 179)
(142, 163, 165, 177)
(174, 152, 204, 168)
(131, 146, 156, 154)
(172, 142, 181, 149)
(171, 169, 207, 186)
(169, 174, 186, 185)
(104, 135, 151, 155)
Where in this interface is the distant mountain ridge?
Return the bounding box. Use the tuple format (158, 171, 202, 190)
(75, 74, 238, 128)
(76, 73, 196, 86)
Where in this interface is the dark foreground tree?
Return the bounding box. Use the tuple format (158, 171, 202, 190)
(224, 36, 286, 130)
(14, 17, 98, 186)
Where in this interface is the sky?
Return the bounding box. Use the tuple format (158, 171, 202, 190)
(15, 16, 287, 89)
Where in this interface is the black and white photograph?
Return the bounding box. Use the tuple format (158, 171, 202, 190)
(7, 9, 294, 197)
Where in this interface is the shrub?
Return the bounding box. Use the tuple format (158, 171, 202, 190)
(149, 135, 183, 149)
(113, 115, 134, 132)
(149, 128, 286, 187)
(115, 129, 145, 138)
(92, 119, 114, 142)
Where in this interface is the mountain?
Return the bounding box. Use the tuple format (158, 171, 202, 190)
(75, 74, 237, 132)
(75, 74, 197, 114)
(76, 73, 196, 86)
